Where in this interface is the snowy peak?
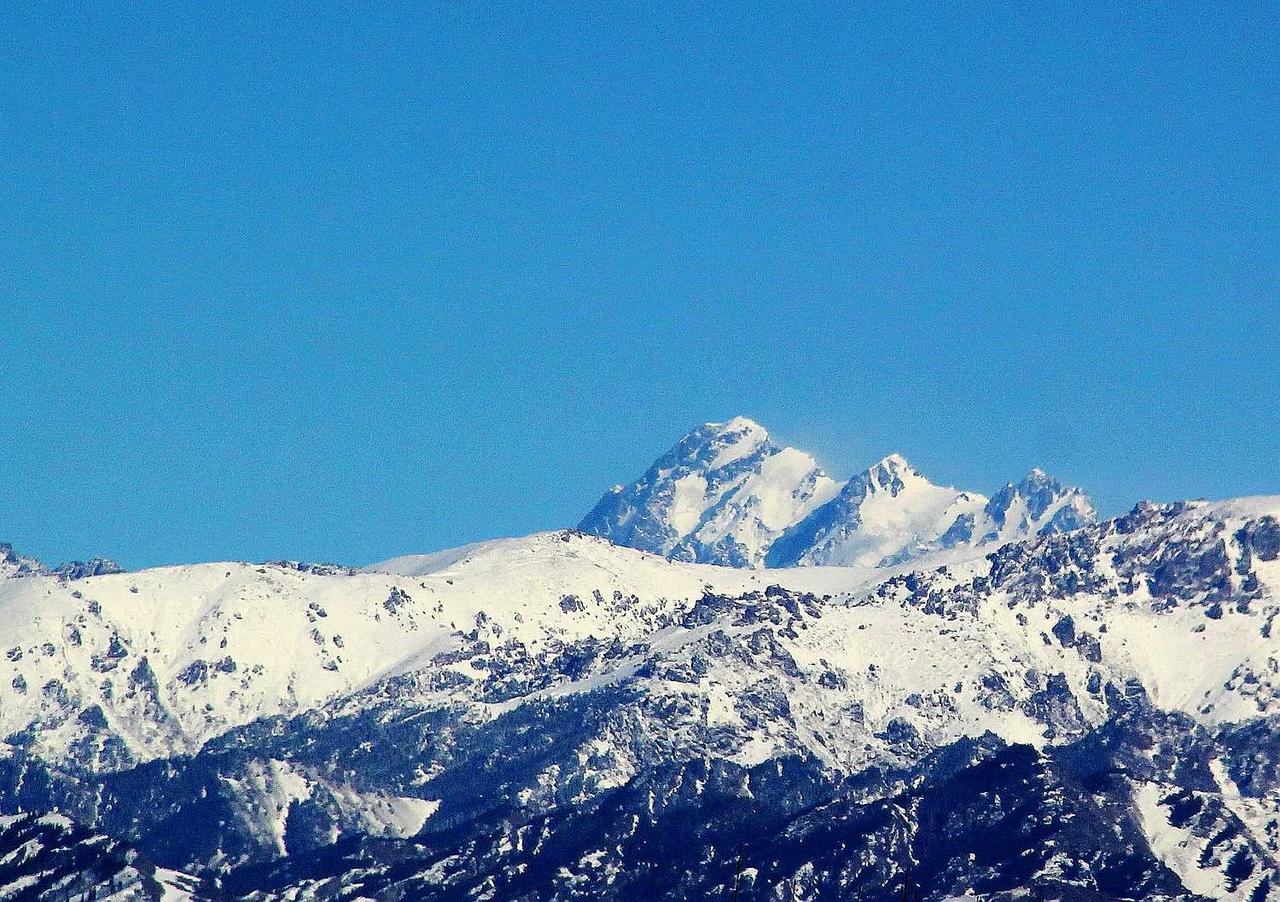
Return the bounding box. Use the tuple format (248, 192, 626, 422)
(862, 452, 914, 493)
(0, 543, 45, 579)
(766, 455, 988, 568)
(976, 468, 1097, 544)
(582, 421, 1100, 571)
(698, 415, 771, 466)
(577, 418, 837, 568)
(639, 416, 772, 478)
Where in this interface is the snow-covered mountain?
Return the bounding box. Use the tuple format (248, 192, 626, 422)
(940, 466, 1097, 550)
(581, 417, 1097, 570)
(578, 417, 839, 567)
(0, 531, 860, 773)
(0, 425, 1276, 900)
(766, 452, 989, 567)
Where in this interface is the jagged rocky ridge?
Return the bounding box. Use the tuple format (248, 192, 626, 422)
(1, 542, 123, 581)
(579, 418, 1097, 569)
(0, 433, 1276, 899)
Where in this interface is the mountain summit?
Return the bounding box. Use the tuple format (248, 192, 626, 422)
(577, 417, 838, 567)
(581, 418, 1097, 569)
(939, 467, 1097, 550)
(766, 453, 989, 567)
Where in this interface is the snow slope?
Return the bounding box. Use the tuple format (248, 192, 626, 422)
(0, 531, 876, 770)
(766, 453, 990, 567)
(577, 417, 839, 567)
(0, 491, 1277, 899)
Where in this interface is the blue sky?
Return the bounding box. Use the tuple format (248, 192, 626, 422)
(1, 3, 1277, 568)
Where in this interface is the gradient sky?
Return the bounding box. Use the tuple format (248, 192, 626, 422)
(2, 3, 1277, 569)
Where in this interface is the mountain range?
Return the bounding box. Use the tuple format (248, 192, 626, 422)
(579, 418, 1096, 568)
(0, 418, 1275, 901)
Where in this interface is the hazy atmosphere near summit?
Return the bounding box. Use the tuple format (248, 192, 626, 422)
(1, 5, 1278, 901)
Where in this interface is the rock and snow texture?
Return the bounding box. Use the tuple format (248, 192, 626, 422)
(766, 452, 989, 567)
(0, 429, 1278, 899)
(577, 417, 839, 568)
(939, 466, 1098, 550)
(0, 497, 1276, 898)
(0, 543, 45, 579)
(0, 812, 207, 900)
(0, 530, 861, 772)
(0, 542, 123, 581)
(580, 417, 1096, 570)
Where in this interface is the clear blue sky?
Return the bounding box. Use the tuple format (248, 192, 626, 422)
(2, 3, 1276, 568)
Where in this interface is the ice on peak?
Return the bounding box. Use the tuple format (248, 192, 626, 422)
(577, 417, 835, 567)
(1012, 467, 1060, 493)
(692, 417, 771, 470)
(688, 416, 768, 449)
(1019, 468, 1084, 502)
(766, 451, 986, 567)
(865, 453, 918, 487)
(652, 418, 775, 477)
(877, 452, 911, 469)
(713, 415, 767, 437)
(581, 424, 1100, 572)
